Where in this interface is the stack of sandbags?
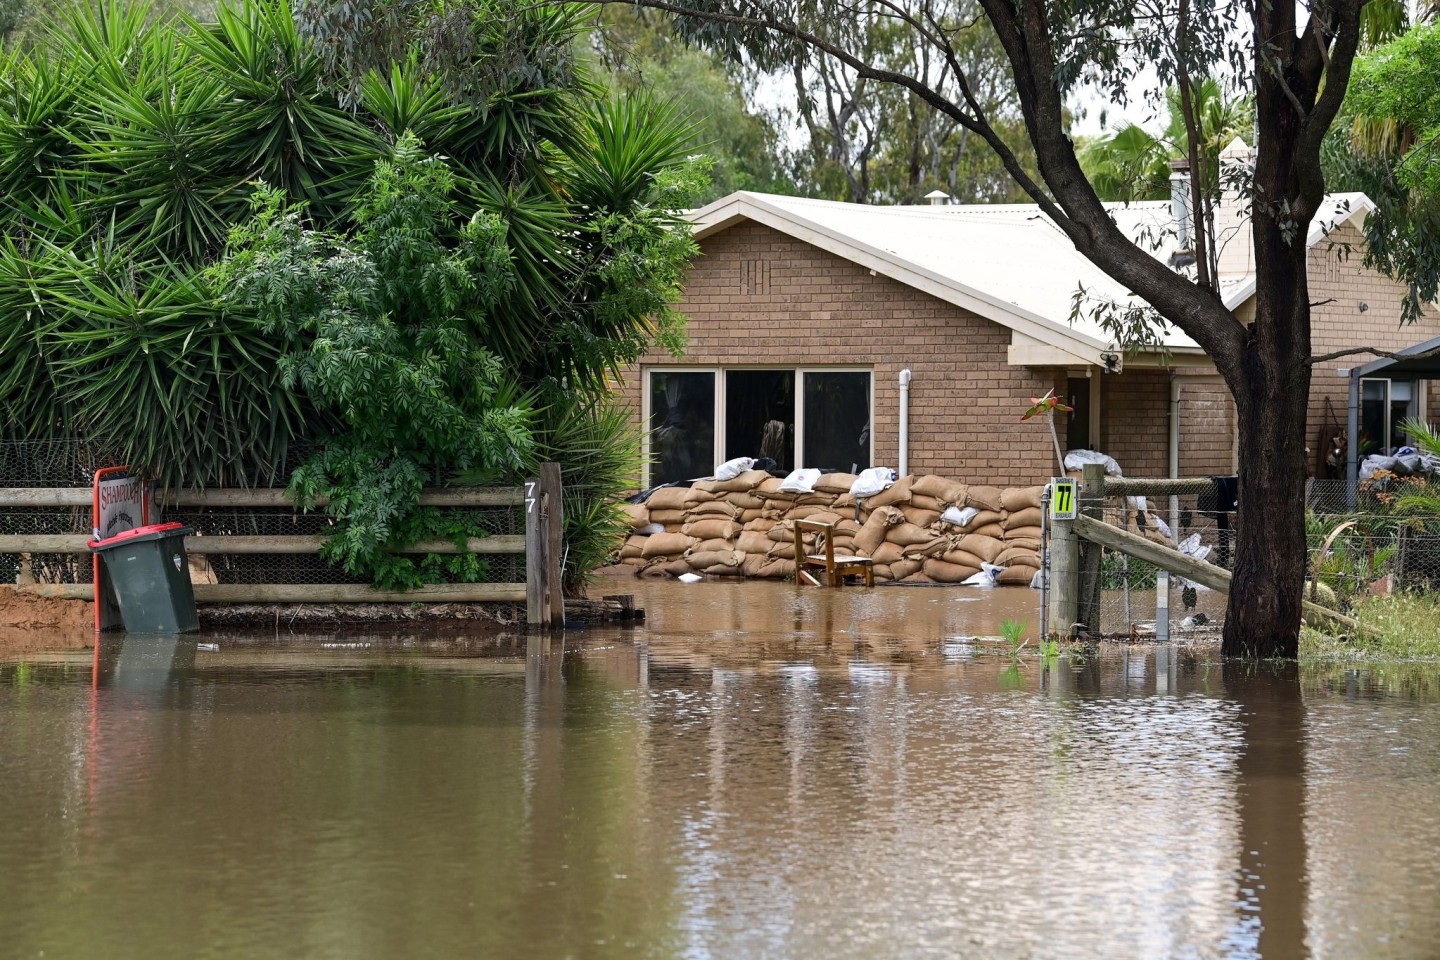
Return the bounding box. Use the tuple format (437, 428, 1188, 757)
(618, 471, 1050, 586)
(998, 485, 1045, 585)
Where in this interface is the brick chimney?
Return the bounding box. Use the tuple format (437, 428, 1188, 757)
(1216, 138, 1254, 277)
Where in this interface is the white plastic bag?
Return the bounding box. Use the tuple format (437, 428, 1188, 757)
(714, 457, 756, 481)
(1064, 449, 1123, 477)
(961, 561, 1003, 586)
(850, 466, 896, 499)
(940, 505, 979, 528)
(778, 467, 821, 493)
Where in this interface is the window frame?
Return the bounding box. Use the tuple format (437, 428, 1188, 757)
(642, 365, 874, 487)
(1360, 376, 1420, 455)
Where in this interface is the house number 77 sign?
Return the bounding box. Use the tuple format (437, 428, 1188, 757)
(1050, 478, 1077, 520)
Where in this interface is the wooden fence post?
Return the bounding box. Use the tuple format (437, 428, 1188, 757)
(1077, 463, 1106, 634)
(541, 462, 564, 627)
(1048, 499, 1080, 641)
(525, 474, 546, 627)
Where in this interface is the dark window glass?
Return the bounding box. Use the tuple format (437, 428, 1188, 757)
(725, 370, 794, 470)
(803, 372, 871, 472)
(1361, 379, 1388, 456)
(649, 372, 715, 484)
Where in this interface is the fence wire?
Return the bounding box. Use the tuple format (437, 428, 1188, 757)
(1, 440, 526, 589)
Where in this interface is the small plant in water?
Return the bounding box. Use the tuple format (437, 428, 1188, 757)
(1000, 618, 1028, 658)
(1040, 638, 1061, 662)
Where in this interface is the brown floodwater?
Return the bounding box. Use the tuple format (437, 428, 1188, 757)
(2, 577, 1438, 959)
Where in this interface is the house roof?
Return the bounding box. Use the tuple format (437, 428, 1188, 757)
(688, 190, 1376, 368)
(1346, 333, 1440, 380)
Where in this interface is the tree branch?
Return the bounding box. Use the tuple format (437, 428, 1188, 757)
(1308, 346, 1440, 365)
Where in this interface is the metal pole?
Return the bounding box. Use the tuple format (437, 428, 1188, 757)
(1155, 570, 1170, 643)
(1039, 484, 1051, 641)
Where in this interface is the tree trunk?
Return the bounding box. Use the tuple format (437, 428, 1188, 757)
(1222, 190, 1314, 658)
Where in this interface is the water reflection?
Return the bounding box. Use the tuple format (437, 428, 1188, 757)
(2, 595, 1439, 958)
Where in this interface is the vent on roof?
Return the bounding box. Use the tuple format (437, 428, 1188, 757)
(740, 259, 770, 295)
(924, 189, 951, 206)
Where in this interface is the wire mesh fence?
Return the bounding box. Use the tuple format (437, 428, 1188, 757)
(1, 439, 527, 590)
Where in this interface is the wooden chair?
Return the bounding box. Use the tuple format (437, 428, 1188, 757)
(793, 519, 874, 587)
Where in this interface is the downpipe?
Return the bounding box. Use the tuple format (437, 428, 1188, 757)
(898, 368, 913, 477)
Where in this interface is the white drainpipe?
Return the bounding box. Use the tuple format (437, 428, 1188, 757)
(899, 368, 913, 477)
(1169, 376, 1183, 536)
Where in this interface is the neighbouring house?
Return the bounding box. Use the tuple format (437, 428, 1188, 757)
(614, 140, 1440, 490)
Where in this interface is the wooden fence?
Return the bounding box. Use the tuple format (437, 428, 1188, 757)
(0, 463, 565, 627)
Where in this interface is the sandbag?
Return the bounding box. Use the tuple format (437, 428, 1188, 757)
(639, 562, 676, 579)
(966, 509, 1004, 530)
(969, 523, 1006, 540)
(958, 534, 1005, 563)
(743, 517, 777, 532)
(966, 485, 1004, 512)
(901, 538, 950, 558)
(864, 475, 914, 508)
(1000, 485, 1046, 512)
(998, 547, 1041, 568)
(901, 507, 941, 528)
(618, 555, 646, 567)
(767, 541, 797, 560)
(646, 486, 703, 511)
(902, 571, 935, 583)
(908, 493, 944, 513)
(766, 520, 796, 543)
(621, 503, 649, 531)
(739, 509, 765, 524)
(871, 542, 905, 564)
(741, 554, 769, 577)
(854, 506, 904, 555)
(641, 532, 698, 559)
(872, 564, 892, 582)
(942, 549, 986, 570)
(724, 492, 766, 510)
(690, 537, 734, 554)
(889, 558, 923, 580)
(688, 549, 743, 571)
(938, 505, 979, 529)
(997, 565, 1038, 585)
(1004, 524, 1044, 543)
(758, 557, 795, 579)
(814, 472, 858, 494)
(1004, 536, 1042, 553)
(756, 476, 785, 494)
(778, 467, 822, 493)
(737, 531, 774, 555)
(686, 500, 742, 519)
(648, 508, 686, 526)
(911, 474, 968, 505)
(681, 518, 741, 541)
(832, 493, 856, 510)
(924, 557, 981, 583)
(693, 469, 772, 494)
(888, 522, 941, 547)
(620, 535, 647, 560)
(835, 518, 861, 535)
(702, 561, 746, 577)
(788, 507, 844, 525)
(1003, 506, 1043, 531)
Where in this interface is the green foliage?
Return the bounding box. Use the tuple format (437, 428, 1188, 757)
(999, 618, 1028, 657)
(1078, 81, 1253, 202)
(1327, 22, 1440, 323)
(213, 138, 538, 587)
(1, 0, 704, 593)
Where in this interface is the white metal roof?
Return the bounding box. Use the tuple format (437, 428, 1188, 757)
(688, 190, 1375, 368)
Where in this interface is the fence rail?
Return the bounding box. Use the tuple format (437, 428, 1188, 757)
(1, 473, 562, 626)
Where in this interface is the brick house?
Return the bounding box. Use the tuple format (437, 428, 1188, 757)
(614, 145, 1440, 489)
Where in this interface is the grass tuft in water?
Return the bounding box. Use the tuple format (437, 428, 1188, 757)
(1301, 593, 1440, 661)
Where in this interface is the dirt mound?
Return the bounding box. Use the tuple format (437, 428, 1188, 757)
(0, 586, 93, 630)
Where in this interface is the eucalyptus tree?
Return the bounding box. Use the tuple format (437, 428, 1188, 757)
(565, 0, 1370, 657)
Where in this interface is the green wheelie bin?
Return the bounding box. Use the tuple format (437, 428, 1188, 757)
(89, 522, 200, 633)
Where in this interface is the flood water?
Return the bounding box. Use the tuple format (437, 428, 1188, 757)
(3, 577, 1439, 959)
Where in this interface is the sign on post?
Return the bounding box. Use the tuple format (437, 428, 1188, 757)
(1049, 477, 1077, 520)
(92, 466, 151, 632)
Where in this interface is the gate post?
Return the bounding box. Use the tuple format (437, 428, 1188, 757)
(1077, 463, 1106, 635)
(1048, 480, 1080, 640)
(525, 474, 546, 627)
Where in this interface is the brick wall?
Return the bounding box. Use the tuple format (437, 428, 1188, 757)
(1099, 369, 1171, 478)
(1306, 220, 1440, 466)
(613, 221, 1065, 486)
(1177, 377, 1235, 477)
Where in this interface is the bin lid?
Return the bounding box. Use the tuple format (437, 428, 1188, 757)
(88, 521, 188, 550)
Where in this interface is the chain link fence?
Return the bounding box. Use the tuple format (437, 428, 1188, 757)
(1078, 475, 1440, 639)
(1, 439, 526, 590)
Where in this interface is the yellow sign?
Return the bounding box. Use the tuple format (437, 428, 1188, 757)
(1050, 478, 1077, 520)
